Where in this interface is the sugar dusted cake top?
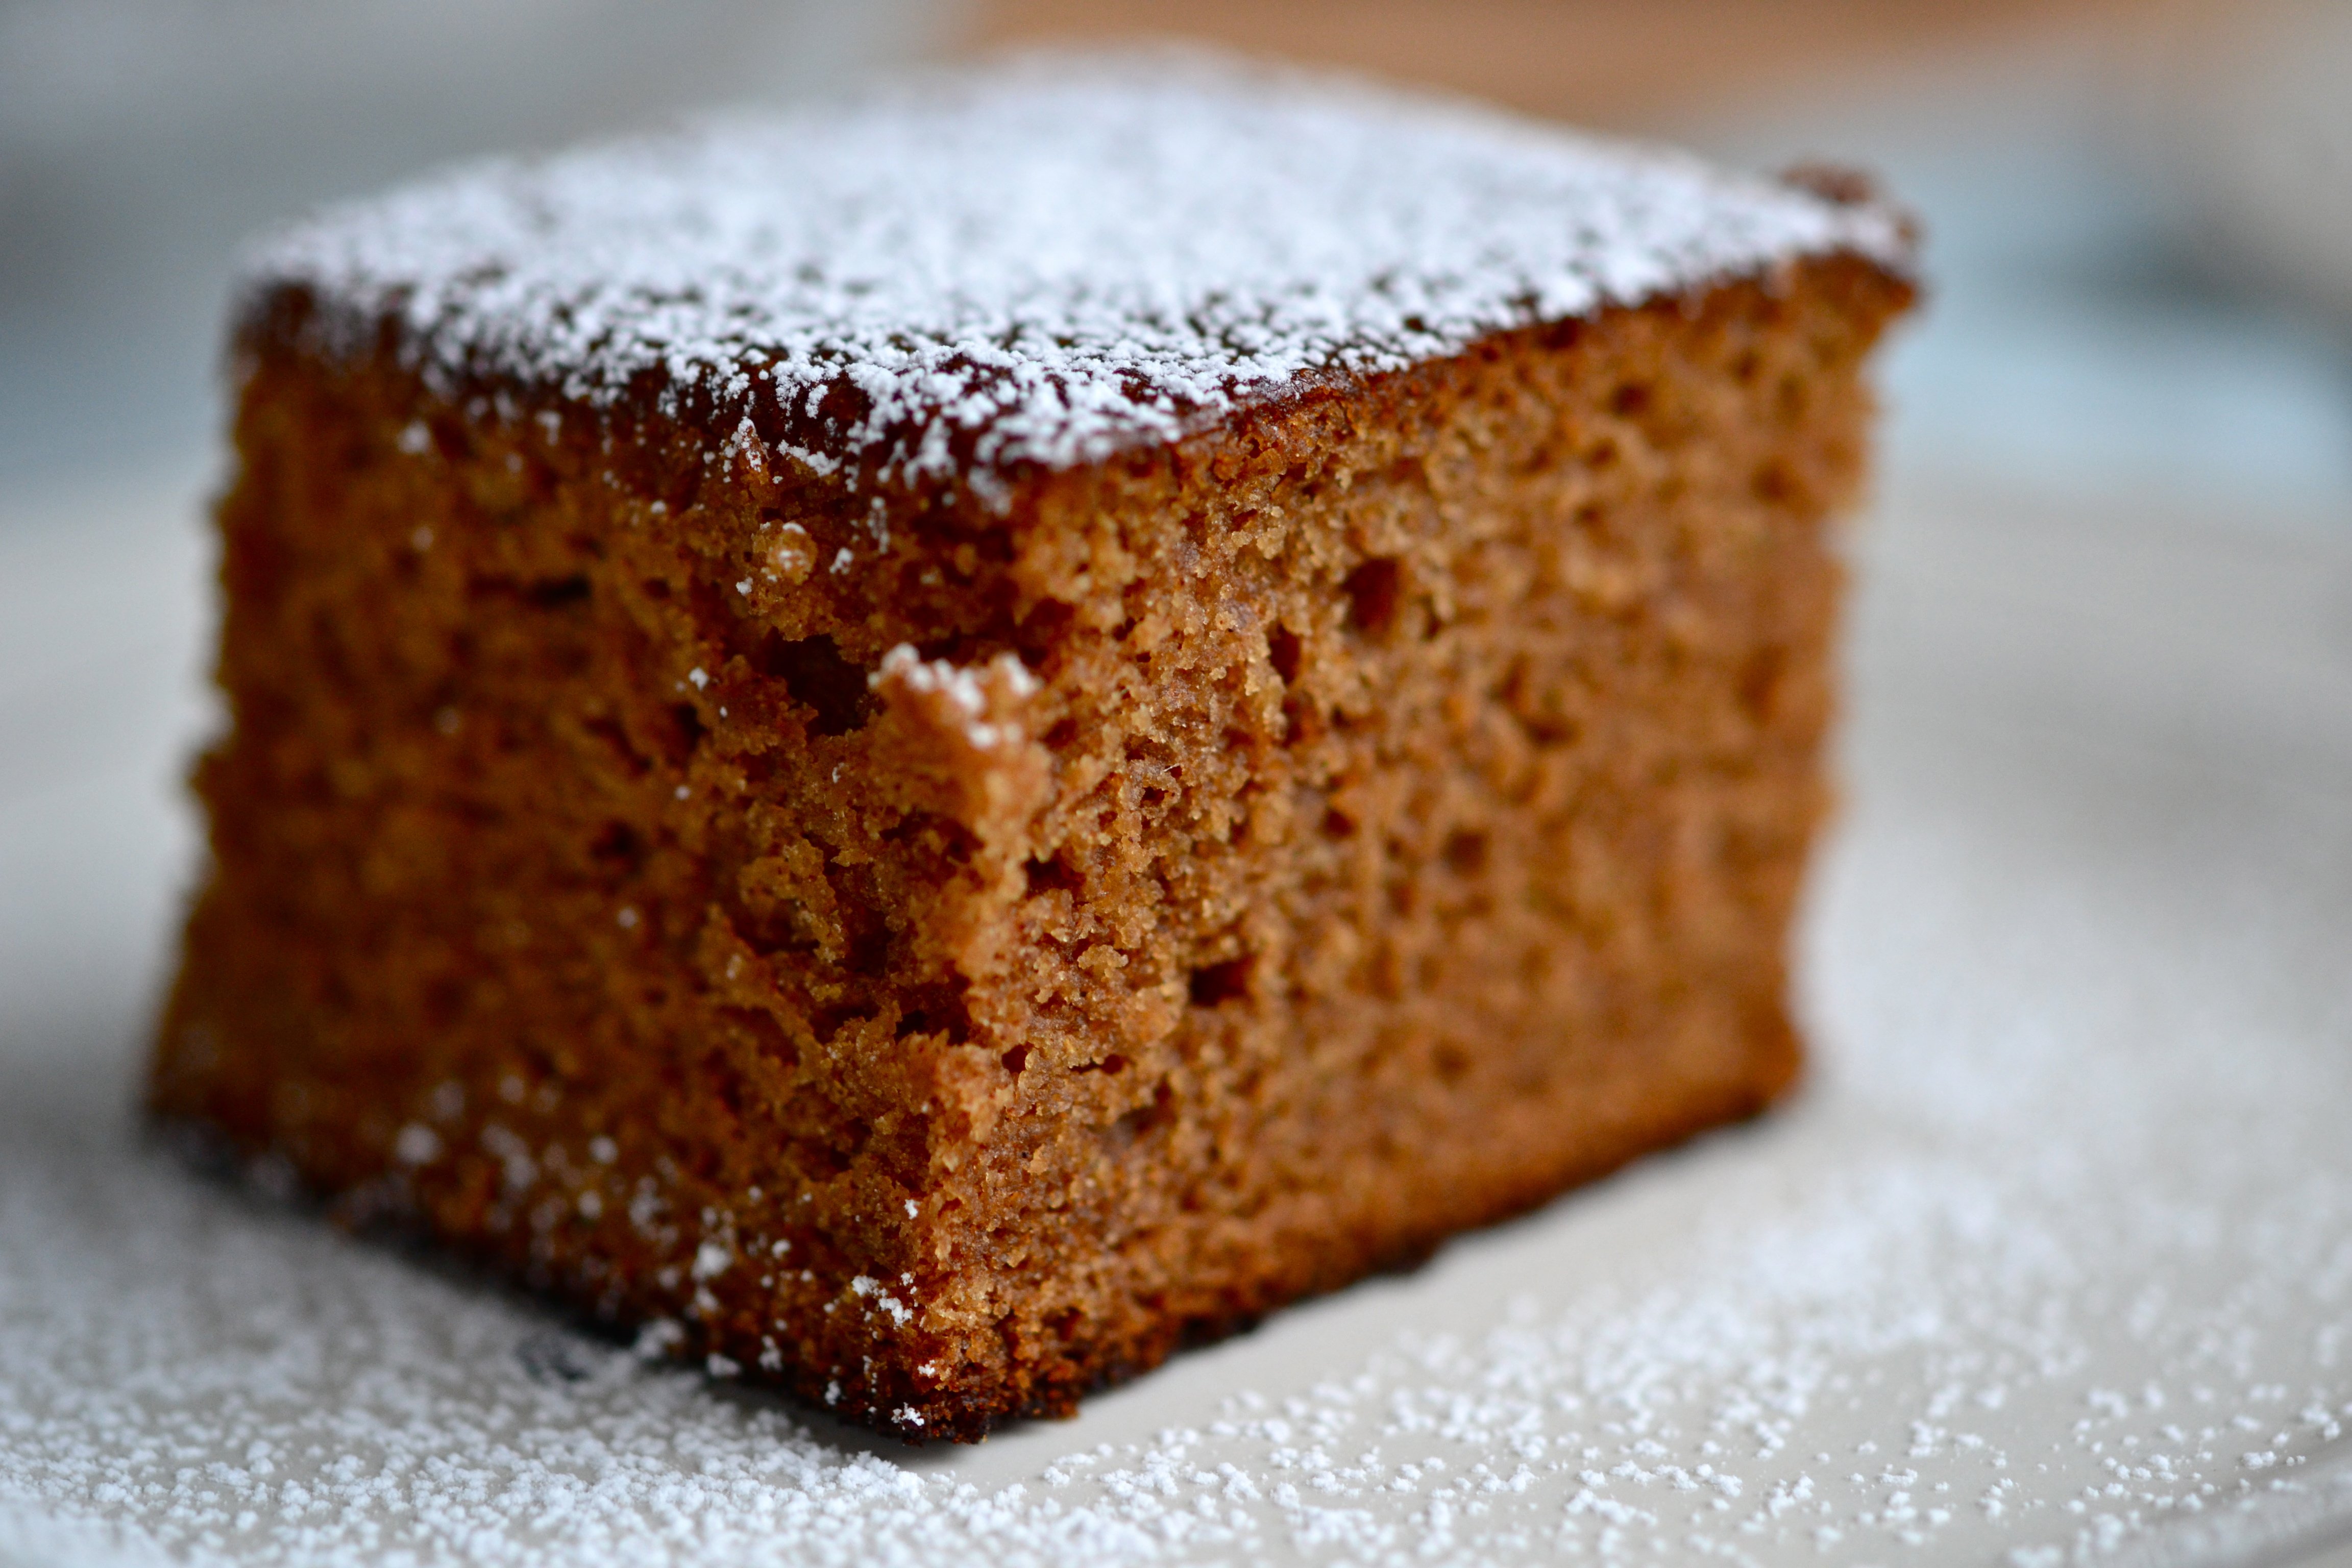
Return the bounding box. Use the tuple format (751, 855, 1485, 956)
(245, 53, 1909, 492)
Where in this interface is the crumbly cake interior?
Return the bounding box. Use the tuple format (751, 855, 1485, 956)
(156, 251, 1907, 1440)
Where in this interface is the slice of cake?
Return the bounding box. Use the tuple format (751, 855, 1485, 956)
(152, 55, 1913, 1441)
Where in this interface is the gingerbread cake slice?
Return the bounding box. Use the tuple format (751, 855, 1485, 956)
(153, 55, 1914, 1441)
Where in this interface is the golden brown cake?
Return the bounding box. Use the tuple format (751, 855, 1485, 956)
(152, 56, 1913, 1441)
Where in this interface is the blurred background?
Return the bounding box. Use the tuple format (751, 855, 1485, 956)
(3, 0, 2351, 518)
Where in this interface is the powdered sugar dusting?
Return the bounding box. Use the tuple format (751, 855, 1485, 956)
(243, 53, 1908, 491)
(872, 644, 1039, 750)
(6, 483, 2352, 1565)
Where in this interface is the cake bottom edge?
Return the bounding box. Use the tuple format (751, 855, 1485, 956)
(143, 1030, 1800, 1447)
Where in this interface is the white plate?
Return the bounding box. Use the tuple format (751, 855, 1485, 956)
(4, 464, 2351, 1567)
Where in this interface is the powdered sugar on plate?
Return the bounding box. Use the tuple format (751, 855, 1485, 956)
(242, 53, 1908, 493)
(5, 476, 2352, 1565)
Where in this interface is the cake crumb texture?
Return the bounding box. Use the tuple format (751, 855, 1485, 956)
(16, 461, 2352, 1565)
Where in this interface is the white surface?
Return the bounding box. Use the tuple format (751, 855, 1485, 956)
(4, 464, 2352, 1566)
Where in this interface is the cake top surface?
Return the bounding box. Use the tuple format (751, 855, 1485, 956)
(248, 53, 1909, 494)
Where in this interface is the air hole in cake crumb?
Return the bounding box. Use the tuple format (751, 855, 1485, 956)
(580, 715, 651, 779)
(1432, 1042, 1473, 1085)
(526, 574, 592, 608)
(1752, 461, 1795, 505)
(1280, 698, 1311, 749)
(1024, 856, 1082, 897)
(1517, 712, 1575, 748)
(750, 632, 872, 736)
(720, 1007, 799, 1071)
(882, 810, 975, 866)
(999, 1045, 1030, 1077)
(1587, 438, 1621, 471)
(894, 995, 972, 1044)
(1041, 718, 1081, 751)
(1443, 830, 1488, 876)
(808, 999, 877, 1044)
(846, 929, 893, 978)
(1610, 382, 1653, 419)
(1075, 1054, 1128, 1075)
(670, 703, 706, 757)
(422, 978, 465, 1031)
(1739, 648, 1786, 720)
(1188, 957, 1254, 1008)
(783, 1130, 856, 1181)
(1267, 624, 1302, 685)
(1013, 598, 1075, 663)
(589, 821, 644, 871)
(1343, 558, 1401, 637)
(1104, 1082, 1174, 1153)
